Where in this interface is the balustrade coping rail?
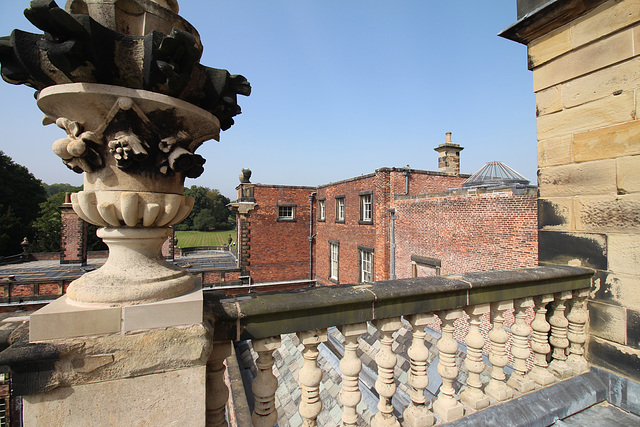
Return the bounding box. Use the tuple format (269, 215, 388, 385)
(205, 265, 593, 341)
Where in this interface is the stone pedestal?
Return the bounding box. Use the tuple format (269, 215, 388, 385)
(25, 279, 210, 424)
(24, 366, 206, 426)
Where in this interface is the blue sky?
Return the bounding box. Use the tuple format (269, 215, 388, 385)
(0, 1, 535, 199)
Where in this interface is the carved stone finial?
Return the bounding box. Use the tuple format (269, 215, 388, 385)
(1, 0, 249, 305)
(239, 168, 252, 184)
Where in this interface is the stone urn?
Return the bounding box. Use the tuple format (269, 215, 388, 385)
(0, 0, 250, 305)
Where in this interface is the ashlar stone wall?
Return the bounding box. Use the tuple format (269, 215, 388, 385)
(527, 0, 640, 380)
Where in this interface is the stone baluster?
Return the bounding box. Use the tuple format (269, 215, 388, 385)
(548, 291, 573, 379)
(372, 317, 402, 427)
(338, 323, 367, 427)
(297, 329, 328, 426)
(206, 340, 232, 427)
(566, 288, 590, 374)
(403, 313, 435, 427)
(530, 294, 556, 386)
(252, 336, 282, 427)
(507, 297, 535, 392)
(460, 304, 490, 410)
(485, 300, 514, 401)
(433, 309, 465, 422)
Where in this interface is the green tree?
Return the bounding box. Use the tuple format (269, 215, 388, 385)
(43, 183, 81, 197)
(30, 192, 66, 252)
(180, 186, 233, 231)
(0, 151, 46, 255)
(30, 185, 107, 253)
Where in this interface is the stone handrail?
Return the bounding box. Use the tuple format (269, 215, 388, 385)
(204, 265, 593, 426)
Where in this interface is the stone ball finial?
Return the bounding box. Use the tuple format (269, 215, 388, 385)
(239, 168, 252, 184)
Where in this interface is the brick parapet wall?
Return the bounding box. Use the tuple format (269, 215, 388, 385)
(394, 190, 538, 278)
(387, 169, 469, 196)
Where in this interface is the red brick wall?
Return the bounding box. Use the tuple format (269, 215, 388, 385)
(316, 175, 378, 286)
(315, 170, 468, 286)
(246, 185, 315, 283)
(60, 205, 87, 264)
(394, 190, 538, 277)
(38, 283, 60, 295)
(388, 169, 468, 196)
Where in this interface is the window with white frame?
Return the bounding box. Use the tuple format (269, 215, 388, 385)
(359, 247, 373, 283)
(318, 199, 325, 221)
(359, 193, 372, 223)
(335, 196, 345, 222)
(277, 204, 295, 221)
(330, 241, 339, 281)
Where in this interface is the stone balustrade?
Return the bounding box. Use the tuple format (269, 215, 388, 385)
(204, 265, 593, 426)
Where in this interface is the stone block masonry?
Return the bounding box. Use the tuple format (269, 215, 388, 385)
(503, 0, 640, 382)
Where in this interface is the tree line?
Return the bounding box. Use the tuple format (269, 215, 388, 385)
(0, 151, 234, 256)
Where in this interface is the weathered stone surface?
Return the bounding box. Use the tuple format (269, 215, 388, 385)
(536, 85, 563, 116)
(562, 56, 640, 108)
(574, 194, 640, 233)
(571, 0, 640, 49)
(590, 270, 640, 312)
(628, 309, 640, 348)
(609, 234, 640, 275)
(528, 25, 571, 69)
(23, 366, 206, 427)
(52, 324, 211, 387)
(536, 91, 635, 140)
(533, 26, 636, 91)
(589, 300, 627, 345)
(538, 231, 607, 270)
(588, 336, 640, 383)
(538, 135, 572, 167)
(574, 120, 640, 162)
(538, 160, 617, 197)
(538, 197, 573, 231)
(617, 155, 640, 194)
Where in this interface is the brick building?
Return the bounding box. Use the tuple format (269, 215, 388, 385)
(232, 134, 538, 286)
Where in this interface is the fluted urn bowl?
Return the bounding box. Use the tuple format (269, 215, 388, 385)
(37, 83, 220, 305)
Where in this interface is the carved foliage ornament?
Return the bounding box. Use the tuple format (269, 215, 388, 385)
(0, 0, 250, 131)
(52, 118, 103, 173)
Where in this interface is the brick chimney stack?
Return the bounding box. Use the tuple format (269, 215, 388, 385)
(434, 132, 464, 175)
(60, 192, 88, 265)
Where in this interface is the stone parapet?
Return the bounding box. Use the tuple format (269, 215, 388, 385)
(207, 265, 592, 341)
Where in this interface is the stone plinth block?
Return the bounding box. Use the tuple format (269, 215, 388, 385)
(30, 280, 203, 341)
(122, 282, 203, 333)
(30, 297, 121, 342)
(23, 365, 206, 427)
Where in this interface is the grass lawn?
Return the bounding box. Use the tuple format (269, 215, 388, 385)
(174, 230, 236, 248)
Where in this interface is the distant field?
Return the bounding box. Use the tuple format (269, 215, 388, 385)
(174, 230, 236, 248)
